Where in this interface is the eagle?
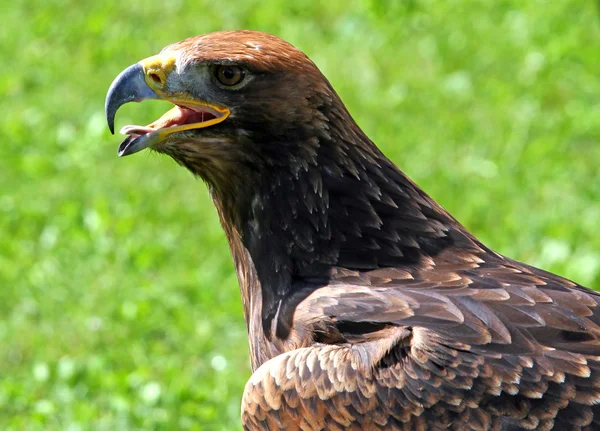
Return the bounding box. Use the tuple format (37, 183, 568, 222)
(105, 31, 600, 430)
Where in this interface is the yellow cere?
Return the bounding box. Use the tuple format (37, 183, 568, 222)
(139, 54, 178, 94)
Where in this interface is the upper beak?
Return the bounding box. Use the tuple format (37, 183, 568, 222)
(105, 63, 158, 135)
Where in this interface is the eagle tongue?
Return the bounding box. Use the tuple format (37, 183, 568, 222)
(120, 125, 155, 136)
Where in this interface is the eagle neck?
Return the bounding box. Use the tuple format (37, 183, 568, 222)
(220, 134, 466, 341)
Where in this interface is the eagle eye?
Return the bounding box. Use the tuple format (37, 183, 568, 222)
(214, 65, 246, 87)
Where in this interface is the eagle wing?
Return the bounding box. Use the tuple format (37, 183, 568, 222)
(242, 252, 600, 430)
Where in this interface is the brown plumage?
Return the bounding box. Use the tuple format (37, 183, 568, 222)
(105, 31, 600, 430)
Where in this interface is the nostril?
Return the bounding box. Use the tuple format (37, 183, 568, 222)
(148, 72, 162, 86)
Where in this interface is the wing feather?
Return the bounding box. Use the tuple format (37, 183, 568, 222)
(244, 254, 600, 430)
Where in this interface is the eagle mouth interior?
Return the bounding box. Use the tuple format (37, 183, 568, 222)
(120, 104, 225, 138)
(117, 103, 230, 156)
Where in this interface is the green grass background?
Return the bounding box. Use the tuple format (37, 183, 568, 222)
(1, 0, 599, 429)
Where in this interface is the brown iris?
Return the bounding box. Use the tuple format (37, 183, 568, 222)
(215, 65, 246, 87)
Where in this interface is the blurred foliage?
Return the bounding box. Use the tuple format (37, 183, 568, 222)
(0, 0, 599, 429)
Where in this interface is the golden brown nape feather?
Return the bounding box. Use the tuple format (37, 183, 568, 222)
(106, 31, 600, 430)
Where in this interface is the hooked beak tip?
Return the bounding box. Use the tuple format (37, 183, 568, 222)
(105, 63, 158, 136)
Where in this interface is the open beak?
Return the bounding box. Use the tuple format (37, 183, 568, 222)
(105, 54, 230, 156)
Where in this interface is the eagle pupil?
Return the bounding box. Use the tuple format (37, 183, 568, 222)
(223, 68, 235, 79)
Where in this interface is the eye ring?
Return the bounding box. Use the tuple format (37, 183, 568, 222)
(214, 65, 246, 87)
